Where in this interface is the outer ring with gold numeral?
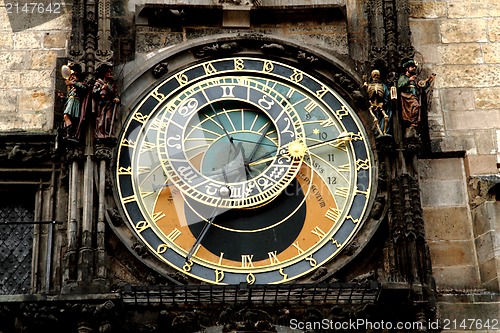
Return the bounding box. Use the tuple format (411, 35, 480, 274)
(115, 56, 375, 285)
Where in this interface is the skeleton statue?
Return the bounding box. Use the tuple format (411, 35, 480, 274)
(364, 69, 391, 136)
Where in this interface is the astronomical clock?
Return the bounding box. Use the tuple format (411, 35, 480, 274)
(113, 41, 379, 285)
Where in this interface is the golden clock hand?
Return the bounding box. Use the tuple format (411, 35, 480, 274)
(248, 132, 352, 167)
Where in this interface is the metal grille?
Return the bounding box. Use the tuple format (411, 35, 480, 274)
(0, 203, 33, 295)
(121, 282, 380, 306)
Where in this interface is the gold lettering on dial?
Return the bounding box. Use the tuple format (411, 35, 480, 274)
(315, 85, 328, 98)
(234, 58, 245, 70)
(306, 255, 317, 267)
(215, 270, 224, 283)
(183, 259, 194, 272)
(335, 106, 349, 119)
(279, 268, 288, 280)
(268, 251, 280, 264)
(166, 228, 181, 242)
(117, 166, 132, 175)
(292, 242, 305, 255)
(290, 69, 303, 83)
(122, 195, 137, 204)
(246, 272, 256, 285)
(135, 220, 150, 233)
(263, 60, 274, 73)
(220, 85, 235, 98)
(334, 187, 349, 198)
(325, 208, 340, 222)
(311, 226, 327, 240)
(241, 254, 255, 268)
(203, 62, 217, 75)
(156, 244, 168, 254)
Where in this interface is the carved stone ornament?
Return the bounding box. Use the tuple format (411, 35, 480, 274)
(152, 61, 169, 79)
(193, 42, 241, 58)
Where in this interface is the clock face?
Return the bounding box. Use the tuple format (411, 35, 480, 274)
(116, 56, 375, 284)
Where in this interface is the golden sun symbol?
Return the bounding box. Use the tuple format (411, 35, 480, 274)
(288, 140, 307, 159)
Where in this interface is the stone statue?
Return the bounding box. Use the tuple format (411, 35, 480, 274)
(93, 64, 120, 140)
(397, 59, 435, 138)
(62, 63, 88, 140)
(364, 69, 392, 136)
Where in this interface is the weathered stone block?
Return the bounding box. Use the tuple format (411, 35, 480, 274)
(448, 1, 500, 19)
(474, 230, 500, 262)
(432, 266, 481, 289)
(419, 158, 464, 181)
(478, 257, 500, 290)
(465, 154, 498, 176)
(489, 18, 500, 42)
(0, 89, 17, 112)
(17, 88, 53, 112)
(0, 33, 14, 50)
(42, 31, 69, 49)
(437, 64, 500, 88)
(0, 51, 26, 70)
(420, 179, 467, 207)
(423, 207, 473, 241)
(440, 88, 475, 112)
(440, 19, 487, 44)
(428, 240, 477, 267)
(483, 43, 500, 64)
(474, 130, 498, 155)
(0, 70, 20, 89)
(444, 110, 500, 131)
(438, 299, 500, 326)
(409, 1, 447, 19)
(438, 43, 483, 65)
(409, 19, 441, 45)
(475, 87, 500, 109)
(14, 31, 42, 49)
(19, 70, 52, 88)
(29, 50, 58, 69)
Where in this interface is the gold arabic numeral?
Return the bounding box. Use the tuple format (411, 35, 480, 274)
(117, 166, 132, 175)
(234, 58, 245, 70)
(279, 268, 288, 280)
(356, 159, 370, 171)
(166, 228, 182, 243)
(215, 269, 225, 283)
(305, 255, 317, 267)
(135, 220, 150, 233)
(183, 259, 194, 272)
(315, 85, 329, 99)
(151, 88, 166, 102)
(263, 60, 274, 73)
(175, 73, 189, 86)
(292, 242, 305, 255)
(133, 112, 148, 124)
(289, 69, 303, 83)
(334, 187, 349, 199)
(203, 62, 217, 75)
(121, 138, 136, 148)
(346, 215, 361, 224)
(325, 208, 340, 222)
(268, 251, 280, 265)
(122, 194, 137, 204)
(304, 100, 317, 113)
(246, 272, 256, 285)
(241, 254, 255, 268)
(336, 105, 349, 120)
(156, 243, 169, 255)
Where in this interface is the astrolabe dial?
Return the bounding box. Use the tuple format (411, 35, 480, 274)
(157, 76, 306, 209)
(115, 56, 375, 285)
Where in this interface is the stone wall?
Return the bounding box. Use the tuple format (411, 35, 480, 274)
(409, 0, 500, 176)
(0, 0, 71, 132)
